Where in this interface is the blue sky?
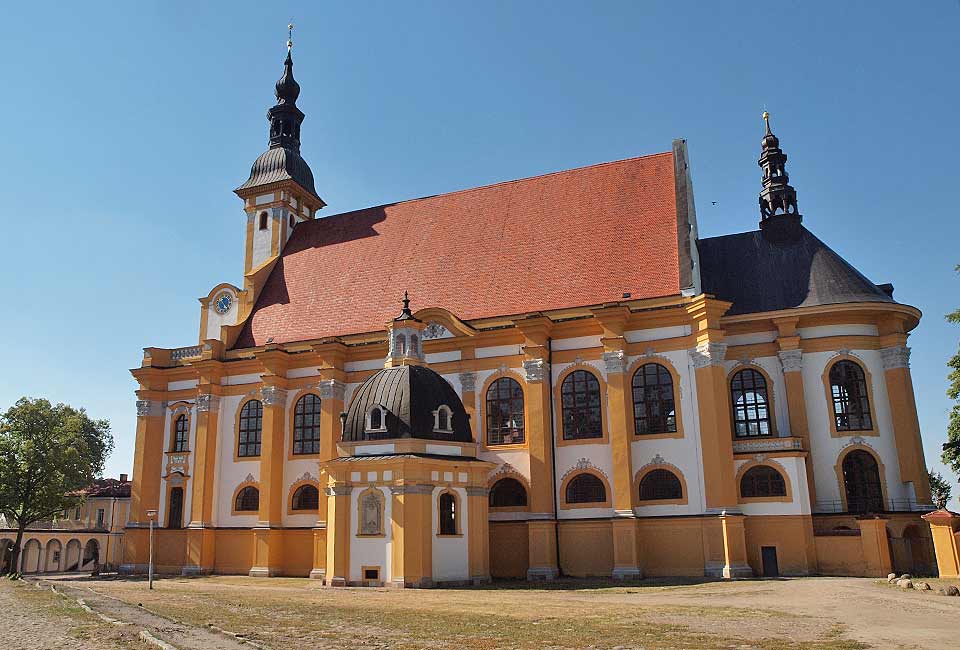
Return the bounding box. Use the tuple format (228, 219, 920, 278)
(1, 2, 958, 504)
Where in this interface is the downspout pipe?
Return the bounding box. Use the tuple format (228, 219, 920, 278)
(546, 336, 563, 577)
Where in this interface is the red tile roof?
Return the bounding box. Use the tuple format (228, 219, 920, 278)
(234, 151, 680, 348)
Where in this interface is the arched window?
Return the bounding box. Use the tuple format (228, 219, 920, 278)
(237, 400, 263, 457)
(395, 334, 407, 356)
(235, 486, 260, 512)
(489, 478, 528, 508)
(167, 487, 184, 529)
(410, 334, 419, 357)
(739, 466, 787, 498)
(172, 414, 189, 452)
(438, 492, 458, 535)
(830, 361, 873, 432)
(842, 450, 883, 513)
(434, 405, 452, 432)
(289, 214, 295, 228)
(293, 394, 322, 455)
(366, 406, 387, 434)
(639, 469, 683, 501)
(631, 363, 677, 435)
(730, 369, 771, 438)
(486, 377, 525, 445)
(560, 370, 603, 440)
(258, 211, 268, 230)
(291, 484, 319, 511)
(565, 473, 607, 504)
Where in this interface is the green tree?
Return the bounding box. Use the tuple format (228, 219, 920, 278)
(929, 469, 952, 510)
(943, 265, 960, 480)
(0, 398, 113, 574)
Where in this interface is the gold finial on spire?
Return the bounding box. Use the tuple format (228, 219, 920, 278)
(762, 110, 772, 135)
(287, 22, 294, 51)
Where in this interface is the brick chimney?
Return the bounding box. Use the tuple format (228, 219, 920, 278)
(120, 473, 129, 483)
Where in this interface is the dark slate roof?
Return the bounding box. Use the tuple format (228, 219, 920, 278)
(343, 365, 473, 443)
(236, 146, 320, 201)
(698, 226, 893, 316)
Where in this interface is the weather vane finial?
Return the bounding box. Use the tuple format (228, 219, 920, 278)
(287, 22, 294, 51)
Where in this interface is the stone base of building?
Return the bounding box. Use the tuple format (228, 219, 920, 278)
(181, 565, 213, 576)
(526, 566, 559, 581)
(248, 566, 279, 578)
(611, 566, 643, 580)
(308, 568, 326, 580)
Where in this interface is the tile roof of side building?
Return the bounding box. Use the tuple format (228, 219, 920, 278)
(235, 149, 689, 348)
(698, 226, 894, 316)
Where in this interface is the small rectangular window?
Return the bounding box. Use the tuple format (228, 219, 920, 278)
(364, 567, 380, 580)
(97, 509, 105, 528)
(75, 506, 81, 520)
(259, 212, 269, 230)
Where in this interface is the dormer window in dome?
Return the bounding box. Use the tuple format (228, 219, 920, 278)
(365, 405, 388, 435)
(433, 405, 453, 433)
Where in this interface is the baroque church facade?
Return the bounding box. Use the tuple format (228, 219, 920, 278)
(121, 43, 936, 584)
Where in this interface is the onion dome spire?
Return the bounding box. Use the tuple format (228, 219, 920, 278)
(267, 24, 304, 153)
(758, 111, 803, 244)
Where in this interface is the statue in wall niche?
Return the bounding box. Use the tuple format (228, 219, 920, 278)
(360, 491, 383, 536)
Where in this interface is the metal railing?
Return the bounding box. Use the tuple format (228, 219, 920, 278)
(814, 498, 933, 514)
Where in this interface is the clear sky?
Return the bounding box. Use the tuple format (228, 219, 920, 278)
(1, 2, 958, 504)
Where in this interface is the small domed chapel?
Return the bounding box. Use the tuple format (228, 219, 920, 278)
(121, 39, 936, 585)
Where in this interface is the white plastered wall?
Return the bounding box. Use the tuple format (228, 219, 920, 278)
(802, 345, 908, 509)
(629, 348, 704, 516)
(734, 456, 810, 515)
(349, 486, 392, 583)
(431, 486, 469, 582)
(215, 393, 261, 526)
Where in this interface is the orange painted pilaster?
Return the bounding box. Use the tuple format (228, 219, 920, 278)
(129, 399, 166, 525)
(391, 484, 433, 588)
(313, 342, 348, 566)
(857, 516, 893, 577)
(880, 346, 931, 504)
(325, 482, 352, 586)
(466, 486, 491, 584)
(774, 325, 816, 509)
(719, 513, 752, 577)
(515, 316, 559, 580)
(611, 518, 642, 579)
(686, 297, 737, 510)
(183, 360, 223, 574)
(922, 510, 960, 579)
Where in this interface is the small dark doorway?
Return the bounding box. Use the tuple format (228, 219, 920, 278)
(168, 487, 184, 529)
(761, 546, 779, 577)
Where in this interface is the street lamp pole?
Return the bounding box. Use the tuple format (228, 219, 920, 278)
(146, 509, 157, 590)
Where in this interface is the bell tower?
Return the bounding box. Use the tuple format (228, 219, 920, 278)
(758, 112, 802, 244)
(234, 25, 326, 275)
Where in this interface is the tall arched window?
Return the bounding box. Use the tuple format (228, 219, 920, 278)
(486, 377, 525, 445)
(631, 363, 677, 435)
(293, 394, 322, 455)
(489, 478, 528, 508)
(639, 469, 683, 501)
(561, 370, 602, 440)
(438, 492, 458, 535)
(172, 414, 189, 452)
(235, 486, 260, 512)
(237, 400, 263, 457)
(730, 369, 771, 438)
(167, 487, 184, 529)
(291, 484, 319, 511)
(842, 450, 883, 513)
(565, 473, 607, 504)
(739, 466, 787, 498)
(830, 360, 873, 432)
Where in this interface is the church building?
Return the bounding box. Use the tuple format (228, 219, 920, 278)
(121, 39, 936, 584)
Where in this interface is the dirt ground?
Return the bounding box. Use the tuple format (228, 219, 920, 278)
(19, 574, 960, 650)
(0, 577, 144, 649)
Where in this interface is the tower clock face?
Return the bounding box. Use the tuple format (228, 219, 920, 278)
(214, 292, 233, 315)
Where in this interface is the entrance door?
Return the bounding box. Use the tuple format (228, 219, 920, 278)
(761, 546, 779, 577)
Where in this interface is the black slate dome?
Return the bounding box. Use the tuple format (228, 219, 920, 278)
(237, 147, 320, 200)
(342, 365, 473, 443)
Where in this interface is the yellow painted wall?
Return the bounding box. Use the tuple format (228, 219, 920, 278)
(154, 529, 188, 574)
(214, 529, 254, 574)
(280, 529, 314, 577)
(814, 535, 866, 576)
(490, 522, 529, 579)
(637, 518, 705, 577)
(743, 515, 816, 576)
(559, 520, 613, 577)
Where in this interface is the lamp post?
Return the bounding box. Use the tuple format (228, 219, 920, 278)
(146, 509, 157, 590)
